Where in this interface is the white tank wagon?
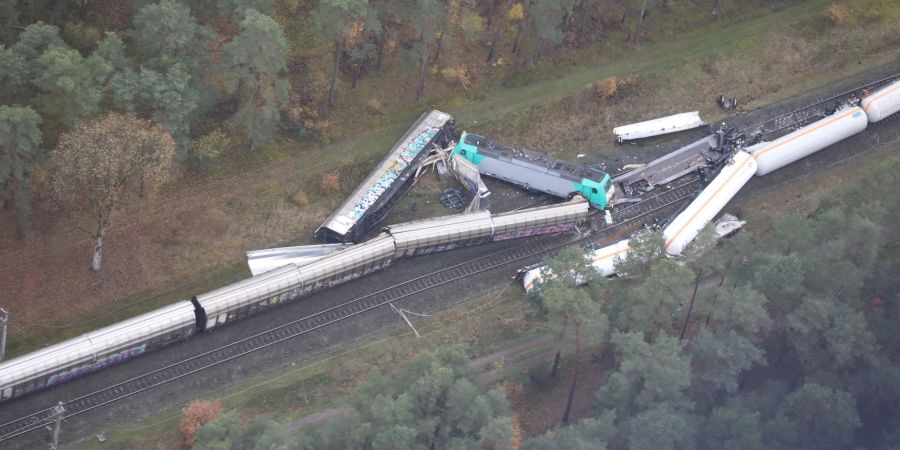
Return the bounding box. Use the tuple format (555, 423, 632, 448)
(861, 79, 900, 123)
(522, 239, 631, 293)
(0, 302, 197, 400)
(663, 151, 757, 256)
(590, 239, 632, 279)
(750, 106, 867, 176)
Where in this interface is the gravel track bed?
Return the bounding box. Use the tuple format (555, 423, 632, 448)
(2, 63, 899, 448)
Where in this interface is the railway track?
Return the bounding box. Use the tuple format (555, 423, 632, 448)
(740, 73, 900, 141)
(0, 178, 703, 445)
(5, 68, 898, 446)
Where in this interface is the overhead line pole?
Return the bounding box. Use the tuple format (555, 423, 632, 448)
(48, 402, 65, 450)
(0, 308, 8, 361)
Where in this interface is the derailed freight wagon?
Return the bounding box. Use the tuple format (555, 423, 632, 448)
(315, 110, 456, 243)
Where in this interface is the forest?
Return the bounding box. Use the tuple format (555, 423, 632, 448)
(1, 0, 899, 448)
(0, 0, 688, 267)
(2, 0, 895, 270)
(184, 156, 899, 449)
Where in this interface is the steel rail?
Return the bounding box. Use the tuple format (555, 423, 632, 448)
(739, 73, 900, 140)
(3, 71, 899, 446)
(0, 179, 703, 444)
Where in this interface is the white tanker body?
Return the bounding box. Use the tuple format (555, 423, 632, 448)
(861, 79, 900, 123)
(663, 151, 757, 256)
(750, 106, 868, 176)
(522, 239, 631, 293)
(522, 77, 900, 292)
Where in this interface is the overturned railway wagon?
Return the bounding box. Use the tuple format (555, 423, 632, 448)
(316, 110, 456, 243)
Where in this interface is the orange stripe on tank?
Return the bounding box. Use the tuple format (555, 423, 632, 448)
(863, 82, 900, 114)
(665, 155, 752, 253)
(591, 247, 629, 264)
(753, 108, 859, 161)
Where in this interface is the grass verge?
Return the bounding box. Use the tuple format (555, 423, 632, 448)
(77, 146, 900, 448)
(4, 0, 899, 365)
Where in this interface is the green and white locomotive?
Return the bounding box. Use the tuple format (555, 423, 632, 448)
(451, 132, 614, 209)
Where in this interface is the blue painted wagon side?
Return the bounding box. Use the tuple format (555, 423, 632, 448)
(316, 110, 456, 243)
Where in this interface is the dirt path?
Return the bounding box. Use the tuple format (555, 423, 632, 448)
(287, 406, 351, 431)
(287, 334, 556, 430)
(471, 334, 555, 370)
(0, 0, 894, 359)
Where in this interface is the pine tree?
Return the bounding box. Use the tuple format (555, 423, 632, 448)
(127, 0, 215, 150)
(223, 9, 290, 151)
(532, 247, 609, 424)
(689, 286, 771, 394)
(775, 384, 861, 450)
(33, 45, 109, 127)
(409, 0, 443, 101)
(314, 0, 376, 106)
(313, 346, 514, 449)
(617, 258, 693, 339)
(522, 413, 616, 450)
(0, 0, 20, 46)
(703, 404, 765, 450)
(0, 105, 42, 240)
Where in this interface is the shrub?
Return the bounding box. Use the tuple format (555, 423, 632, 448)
(286, 98, 331, 141)
(508, 3, 525, 22)
(320, 171, 341, 194)
(524, 359, 556, 390)
(365, 98, 385, 115)
(187, 130, 229, 170)
(594, 76, 619, 99)
(441, 67, 472, 89)
(62, 21, 102, 52)
(291, 190, 310, 206)
(180, 400, 223, 448)
(826, 3, 853, 25)
(509, 415, 523, 449)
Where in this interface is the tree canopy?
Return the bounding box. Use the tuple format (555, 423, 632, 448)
(224, 9, 290, 151)
(49, 113, 175, 271)
(193, 346, 515, 449)
(532, 247, 609, 423)
(124, 0, 216, 149)
(316, 346, 514, 449)
(0, 105, 42, 239)
(522, 159, 899, 449)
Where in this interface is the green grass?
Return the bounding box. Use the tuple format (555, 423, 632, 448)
(77, 143, 898, 448)
(5, 262, 250, 359)
(20, 0, 900, 436)
(449, 0, 827, 125)
(19, 0, 899, 356)
(20, 0, 900, 361)
(75, 284, 549, 449)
